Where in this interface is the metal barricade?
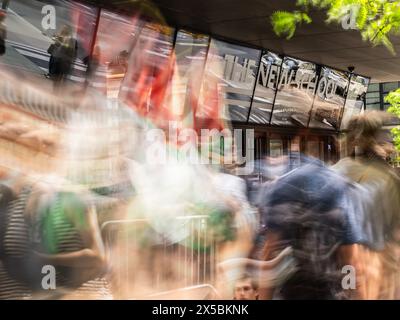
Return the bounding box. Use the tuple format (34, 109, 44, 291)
(101, 215, 217, 299)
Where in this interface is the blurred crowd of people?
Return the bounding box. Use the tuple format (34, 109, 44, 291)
(241, 111, 400, 300)
(0, 98, 399, 300)
(0, 6, 399, 300)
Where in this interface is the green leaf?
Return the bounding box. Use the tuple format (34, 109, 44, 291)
(356, 4, 368, 29)
(302, 13, 313, 23)
(271, 11, 313, 39)
(271, 0, 400, 54)
(271, 11, 298, 39)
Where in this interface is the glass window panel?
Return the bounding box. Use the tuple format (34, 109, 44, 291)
(199, 39, 261, 123)
(119, 22, 175, 125)
(309, 67, 349, 130)
(366, 97, 380, 104)
(341, 75, 369, 130)
(382, 82, 399, 92)
(269, 139, 283, 158)
(3, 1, 98, 85)
(272, 57, 319, 127)
(366, 92, 380, 98)
(248, 51, 282, 124)
(173, 30, 209, 121)
(92, 10, 141, 96)
(367, 83, 379, 91)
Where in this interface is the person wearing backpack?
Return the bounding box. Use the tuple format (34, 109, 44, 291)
(255, 156, 356, 300)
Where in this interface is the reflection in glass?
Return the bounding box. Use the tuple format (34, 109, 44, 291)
(119, 22, 175, 127)
(4, 1, 98, 85)
(289, 136, 301, 167)
(269, 139, 283, 158)
(174, 30, 209, 124)
(340, 75, 369, 130)
(309, 67, 349, 130)
(272, 57, 319, 127)
(249, 51, 282, 124)
(92, 10, 140, 96)
(306, 139, 324, 160)
(201, 39, 261, 122)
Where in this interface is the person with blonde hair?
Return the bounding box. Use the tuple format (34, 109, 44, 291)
(333, 111, 400, 299)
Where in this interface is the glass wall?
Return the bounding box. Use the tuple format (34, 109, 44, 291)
(174, 30, 209, 123)
(248, 51, 282, 124)
(1, 1, 373, 130)
(200, 39, 261, 122)
(365, 83, 381, 111)
(309, 67, 349, 130)
(341, 75, 369, 130)
(92, 10, 142, 97)
(2, 0, 98, 82)
(119, 22, 175, 126)
(272, 57, 319, 127)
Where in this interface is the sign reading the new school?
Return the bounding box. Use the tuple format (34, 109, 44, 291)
(168, 32, 368, 130)
(246, 53, 355, 130)
(272, 57, 319, 127)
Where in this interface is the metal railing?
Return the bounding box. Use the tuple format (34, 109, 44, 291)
(101, 215, 217, 299)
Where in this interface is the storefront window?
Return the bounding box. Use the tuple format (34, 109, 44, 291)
(308, 67, 349, 130)
(248, 51, 282, 124)
(272, 57, 319, 127)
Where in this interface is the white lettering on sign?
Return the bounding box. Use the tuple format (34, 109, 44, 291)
(223, 55, 257, 83)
